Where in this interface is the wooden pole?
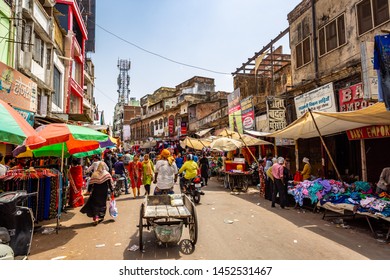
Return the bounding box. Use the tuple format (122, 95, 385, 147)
(360, 139, 367, 181)
(295, 141, 299, 172)
(308, 109, 342, 181)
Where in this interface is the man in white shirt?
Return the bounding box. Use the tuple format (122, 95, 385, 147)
(153, 149, 178, 194)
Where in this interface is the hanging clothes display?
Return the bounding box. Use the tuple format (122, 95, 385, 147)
(0, 168, 61, 222)
(374, 34, 390, 110)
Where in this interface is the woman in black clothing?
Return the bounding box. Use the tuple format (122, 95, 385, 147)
(80, 162, 114, 225)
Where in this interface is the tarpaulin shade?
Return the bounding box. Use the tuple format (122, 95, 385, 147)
(267, 102, 390, 140)
(218, 129, 273, 146)
(180, 137, 212, 150)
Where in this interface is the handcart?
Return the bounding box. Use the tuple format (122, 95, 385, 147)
(138, 194, 198, 253)
(223, 170, 252, 192)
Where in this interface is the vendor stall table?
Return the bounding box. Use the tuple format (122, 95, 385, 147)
(318, 202, 390, 240)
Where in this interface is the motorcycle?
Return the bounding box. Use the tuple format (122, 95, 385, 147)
(181, 175, 205, 204)
(250, 162, 259, 187)
(0, 190, 36, 260)
(112, 174, 125, 197)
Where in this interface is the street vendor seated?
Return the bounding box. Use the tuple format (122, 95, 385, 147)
(376, 167, 390, 194)
(178, 154, 199, 192)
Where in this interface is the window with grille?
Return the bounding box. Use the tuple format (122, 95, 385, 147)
(295, 36, 311, 68)
(53, 66, 62, 108)
(318, 14, 346, 56)
(357, 0, 389, 35)
(33, 34, 43, 66)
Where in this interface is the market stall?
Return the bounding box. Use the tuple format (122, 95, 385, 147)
(210, 135, 267, 192)
(288, 178, 390, 240)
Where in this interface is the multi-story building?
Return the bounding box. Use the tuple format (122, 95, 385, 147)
(129, 76, 228, 147)
(14, 0, 58, 125)
(54, 0, 88, 121)
(286, 0, 390, 181)
(0, 0, 96, 157)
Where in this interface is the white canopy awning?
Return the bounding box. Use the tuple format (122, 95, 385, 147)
(195, 127, 214, 137)
(180, 136, 212, 150)
(244, 129, 271, 137)
(267, 102, 390, 139)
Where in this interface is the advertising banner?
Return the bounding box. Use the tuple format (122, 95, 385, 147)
(240, 96, 255, 130)
(294, 82, 337, 118)
(227, 88, 243, 133)
(338, 82, 375, 112)
(0, 61, 37, 112)
(123, 125, 130, 141)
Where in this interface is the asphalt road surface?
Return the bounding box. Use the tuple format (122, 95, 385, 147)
(28, 176, 390, 260)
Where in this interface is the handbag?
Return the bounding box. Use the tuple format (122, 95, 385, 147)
(109, 194, 118, 218)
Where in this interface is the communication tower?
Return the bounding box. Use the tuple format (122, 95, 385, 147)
(117, 59, 131, 104)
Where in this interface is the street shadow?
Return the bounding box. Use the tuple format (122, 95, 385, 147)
(122, 226, 190, 260)
(208, 179, 390, 259)
(30, 226, 78, 256)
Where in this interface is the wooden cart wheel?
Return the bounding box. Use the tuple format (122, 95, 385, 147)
(241, 175, 249, 192)
(188, 204, 198, 245)
(224, 173, 230, 189)
(139, 203, 144, 252)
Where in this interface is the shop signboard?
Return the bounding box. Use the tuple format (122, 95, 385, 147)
(294, 82, 337, 118)
(227, 88, 243, 133)
(180, 121, 187, 136)
(338, 82, 375, 112)
(13, 107, 35, 126)
(168, 116, 174, 136)
(0, 61, 37, 112)
(240, 96, 255, 130)
(267, 97, 287, 132)
(347, 125, 390, 140)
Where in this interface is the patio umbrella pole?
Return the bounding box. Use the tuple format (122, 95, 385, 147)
(308, 109, 342, 181)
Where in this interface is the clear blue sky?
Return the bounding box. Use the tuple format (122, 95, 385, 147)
(91, 0, 302, 124)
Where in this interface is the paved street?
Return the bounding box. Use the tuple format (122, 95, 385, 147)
(28, 177, 390, 260)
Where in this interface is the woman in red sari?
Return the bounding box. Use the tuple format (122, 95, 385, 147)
(127, 154, 143, 198)
(68, 158, 85, 208)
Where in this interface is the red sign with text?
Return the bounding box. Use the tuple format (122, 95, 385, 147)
(347, 125, 390, 140)
(338, 83, 374, 112)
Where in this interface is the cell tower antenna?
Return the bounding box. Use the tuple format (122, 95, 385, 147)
(117, 58, 131, 104)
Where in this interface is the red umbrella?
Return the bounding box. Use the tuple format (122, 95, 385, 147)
(29, 123, 109, 152)
(0, 99, 46, 146)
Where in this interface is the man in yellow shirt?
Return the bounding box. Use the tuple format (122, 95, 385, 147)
(178, 154, 199, 192)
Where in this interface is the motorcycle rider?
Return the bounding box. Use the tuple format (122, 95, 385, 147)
(113, 155, 129, 194)
(178, 154, 200, 193)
